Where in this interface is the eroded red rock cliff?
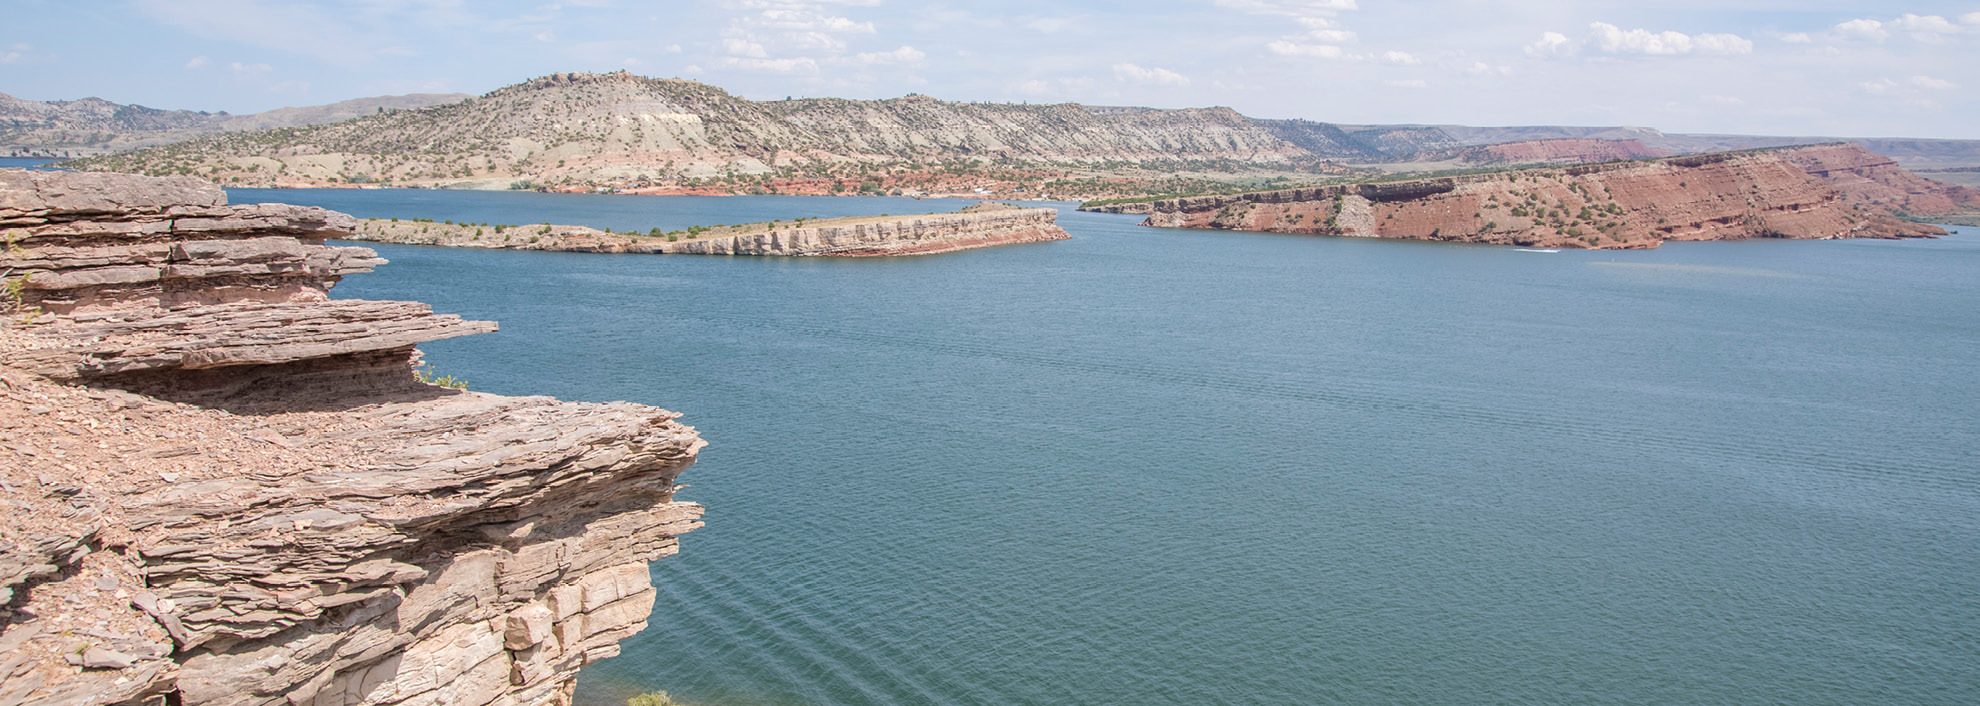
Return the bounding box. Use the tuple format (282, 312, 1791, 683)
(0, 170, 704, 706)
(1139, 144, 1971, 249)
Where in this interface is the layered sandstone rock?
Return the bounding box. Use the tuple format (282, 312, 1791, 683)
(0, 169, 704, 706)
(1136, 144, 1967, 249)
(349, 202, 1070, 257)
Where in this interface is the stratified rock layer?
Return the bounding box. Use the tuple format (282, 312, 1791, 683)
(0, 169, 704, 706)
(1135, 144, 1974, 249)
(349, 202, 1070, 257)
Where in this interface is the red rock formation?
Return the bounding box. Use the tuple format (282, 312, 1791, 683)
(1140, 145, 1960, 249)
(1, 170, 705, 706)
(1776, 143, 1980, 217)
(1455, 138, 1663, 165)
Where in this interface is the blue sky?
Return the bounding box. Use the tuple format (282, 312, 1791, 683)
(2, 1, 1976, 138)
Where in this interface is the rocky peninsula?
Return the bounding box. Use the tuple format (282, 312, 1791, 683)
(0, 170, 704, 705)
(1116, 144, 1976, 249)
(348, 202, 1070, 257)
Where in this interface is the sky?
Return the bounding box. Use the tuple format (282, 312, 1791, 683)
(2, 1, 1976, 138)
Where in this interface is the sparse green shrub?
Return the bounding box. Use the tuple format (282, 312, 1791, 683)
(626, 692, 687, 706)
(413, 362, 469, 390)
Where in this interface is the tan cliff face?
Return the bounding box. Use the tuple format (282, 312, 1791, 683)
(0, 170, 704, 706)
(1138, 145, 1965, 249)
(348, 203, 1070, 257)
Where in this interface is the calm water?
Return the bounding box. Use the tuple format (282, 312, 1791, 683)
(0, 157, 64, 170)
(241, 189, 1980, 705)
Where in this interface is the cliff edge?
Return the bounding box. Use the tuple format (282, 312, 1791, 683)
(0, 170, 705, 706)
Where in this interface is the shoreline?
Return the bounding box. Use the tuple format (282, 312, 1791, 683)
(342, 202, 1071, 257)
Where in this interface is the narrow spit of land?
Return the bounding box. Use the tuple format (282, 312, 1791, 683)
(344, 202, 1070, 257)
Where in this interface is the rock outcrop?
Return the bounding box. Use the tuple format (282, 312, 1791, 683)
(1135, 144, 1970, 249)
(349, 202, 1070, 257)
(0, 169, 705, 706)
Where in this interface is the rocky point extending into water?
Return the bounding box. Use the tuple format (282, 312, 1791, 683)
(0, 169, 705, 706)
(1110, 144, 1978, 249)
(348, 202, 1070, 257)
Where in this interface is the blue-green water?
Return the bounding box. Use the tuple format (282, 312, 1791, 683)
(241, 189, 1980, 705)
(1, 157, 64, 170)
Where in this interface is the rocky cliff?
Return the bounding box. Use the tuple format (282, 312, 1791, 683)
(349, 203, 1070, 257)
(0, 169, 704, 705)
(1137, 145, 1967, 249)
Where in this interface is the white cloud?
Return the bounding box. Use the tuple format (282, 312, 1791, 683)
(0, 43, 23, 64)
(1859, 75, 1956, 95)
(1891, 13, 1959, 36)
(1294, 17, 1356, 42)
(1692, 33, 1755, 54)
(229, 62, 273, 76)
(1463, 61, 1511, 76)
(1380, 50, 1419, 65)
(1829, 13, 1974, 43)
(852, 45, 925, 65)
(183, 55, 209, 70)
(1267, 40, 1345, 59)
(1909, 75, 1955, 90)
(1112, 62, 1191, 86)
(1525, 31, 1575, 58)
(1589, 22, 1752, 56)
(1833, 18, 1889, 41)
(1777, 32, 1813, 44)
(815, 15, 875, 33)
(723, 38, 768, 58)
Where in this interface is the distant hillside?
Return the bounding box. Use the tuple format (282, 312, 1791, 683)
(72, 71, 1324, 191)
(63, 70, 1980, 195)
(0, 91, 469, 157)
(1451, 138, 1662, 165)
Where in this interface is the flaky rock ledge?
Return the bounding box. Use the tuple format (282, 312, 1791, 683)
(1, 169, 705, 706)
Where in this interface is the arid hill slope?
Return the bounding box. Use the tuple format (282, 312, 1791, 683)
(1135, 144, 1975, 249)
(73, 71, 1317, 190)
(1452, 138, 1663, 165)
(1, 91, 468, 157)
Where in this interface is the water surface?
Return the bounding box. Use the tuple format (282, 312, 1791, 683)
(0, 157, 65, 170)
(244, 189, 1980, 705)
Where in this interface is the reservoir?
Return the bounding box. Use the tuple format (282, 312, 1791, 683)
(237, 189, 1980, 706)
